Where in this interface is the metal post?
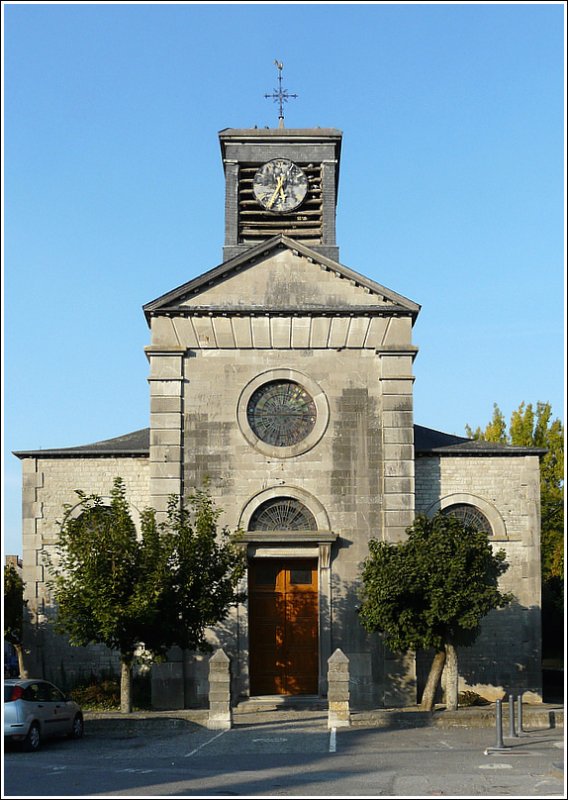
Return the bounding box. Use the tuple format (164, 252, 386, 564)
(517, 692, 523, 734)
(508, 693, 518, 738)
(495, 699, 505, 749)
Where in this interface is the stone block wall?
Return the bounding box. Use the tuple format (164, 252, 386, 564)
(20, 455, 150, 686)
(176, 344, 414, 707)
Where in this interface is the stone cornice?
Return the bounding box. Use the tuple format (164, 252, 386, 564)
(147, 306, 416, 318)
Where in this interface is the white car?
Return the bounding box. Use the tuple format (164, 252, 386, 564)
(4, 678, 84, 751)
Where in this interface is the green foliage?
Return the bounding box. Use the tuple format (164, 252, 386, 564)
(48, 478, 245, 663)
(4, 564, 26, 646)
(70, 679, 121, 711)
(70, 673, 151, 711)
(359, 513, 513, 653)
(465, 403, 508, 444)
(47, 478, 157, 663)
(142, 487, 247, 655)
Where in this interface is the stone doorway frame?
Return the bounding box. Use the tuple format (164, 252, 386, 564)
(237, 486, 337, 698)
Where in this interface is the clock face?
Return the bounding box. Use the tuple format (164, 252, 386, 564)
(253, 159, 308, 213)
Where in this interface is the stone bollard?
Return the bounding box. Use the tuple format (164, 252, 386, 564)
(207, 649, 232, 730)
(327, 648, 350, 729)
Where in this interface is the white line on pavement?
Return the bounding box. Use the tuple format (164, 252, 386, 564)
(184, 728, 229, 758)
(329, 727, 337, 753)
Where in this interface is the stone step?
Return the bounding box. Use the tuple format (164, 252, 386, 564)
(235, 695, 327, 713)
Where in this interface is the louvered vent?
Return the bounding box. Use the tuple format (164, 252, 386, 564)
(238, 163, 323, 245)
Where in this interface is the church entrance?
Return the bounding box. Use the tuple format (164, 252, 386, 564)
(248, 558, 319, 695)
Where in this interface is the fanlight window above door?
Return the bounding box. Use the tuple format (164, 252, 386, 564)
(248, 497, 318, 531)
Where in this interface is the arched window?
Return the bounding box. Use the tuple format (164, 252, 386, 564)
(71, 505, 112, 536)
(248, 497, 318, 531)
(442, 503, 493, 536)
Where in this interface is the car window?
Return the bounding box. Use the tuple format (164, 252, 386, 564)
(22, 684, 40, 701)
(47, 684, 66, 702)
(36, 683, 53, 701)
(35, 682, 64, 702)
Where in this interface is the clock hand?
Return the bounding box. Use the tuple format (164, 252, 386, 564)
(267, 175, 284, 209)
(280, 162, 296, 202)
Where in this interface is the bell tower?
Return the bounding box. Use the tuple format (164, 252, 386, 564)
(219, 127, 342, 263)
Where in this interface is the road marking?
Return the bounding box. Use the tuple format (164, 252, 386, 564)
(439, 740, 453, 749)
(117, 768, 154, 774)
(479, 763, 513, 770)
(252, 737, 288, 742)
(484, 748, 535, 757)
(329, 727, 337, 753)
(184, 728, 229, 758)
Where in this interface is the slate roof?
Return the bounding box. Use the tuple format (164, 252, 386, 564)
(13, 429, 151, 458)
(14, 425, 545, 459)
(413, 425, 546, 456)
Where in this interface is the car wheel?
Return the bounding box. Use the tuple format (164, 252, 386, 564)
(69, 713, 84, 740)
(23, 722, 41, 752)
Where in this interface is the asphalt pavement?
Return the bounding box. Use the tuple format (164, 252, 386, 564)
(3, 703, 566, 798)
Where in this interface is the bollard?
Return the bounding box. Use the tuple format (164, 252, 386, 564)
(508, 693, 518, 738)
(484, 698, 509, 754)
(494, 698, 506, 749)
(207, 649, 232, 730)
(517, 692, 524, 734)
(327, 649, 351, 729)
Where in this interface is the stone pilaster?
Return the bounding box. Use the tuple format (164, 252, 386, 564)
(378, 351, 416, 542)
(319, 542, 332, 695)
(146, 344, 185, 519)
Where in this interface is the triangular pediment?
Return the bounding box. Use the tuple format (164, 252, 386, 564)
(143, 236, 420, 320)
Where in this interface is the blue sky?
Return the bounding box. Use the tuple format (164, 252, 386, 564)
(3, 2, 565, 557)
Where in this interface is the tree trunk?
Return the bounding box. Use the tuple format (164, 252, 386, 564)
(14, 643, 28, 679)
(120, 657, 133, 714)
(420, 649, 446, 711)
(444, 642, 459, 711)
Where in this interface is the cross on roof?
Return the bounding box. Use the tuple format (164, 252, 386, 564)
(264, 60, 298, 128)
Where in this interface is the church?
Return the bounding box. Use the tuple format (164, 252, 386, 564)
(15, 118, 544, 709)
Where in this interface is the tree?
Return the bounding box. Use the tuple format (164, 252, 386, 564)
(48, 478, 245, 713)
(466, 401, 564, 657)
(142, 486, 246, 655)
(465, 403, 508, 444)
(4, 563, 28, 678)
(359, 513, 513, 711)
(47, 478, 160, 712)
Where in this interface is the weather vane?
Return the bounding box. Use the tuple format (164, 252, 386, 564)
(264, 60, 298, 128)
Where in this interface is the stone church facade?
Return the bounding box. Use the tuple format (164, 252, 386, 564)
(15, 126, 543, 708)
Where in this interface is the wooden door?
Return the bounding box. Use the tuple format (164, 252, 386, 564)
(248, 559, 318, 695)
